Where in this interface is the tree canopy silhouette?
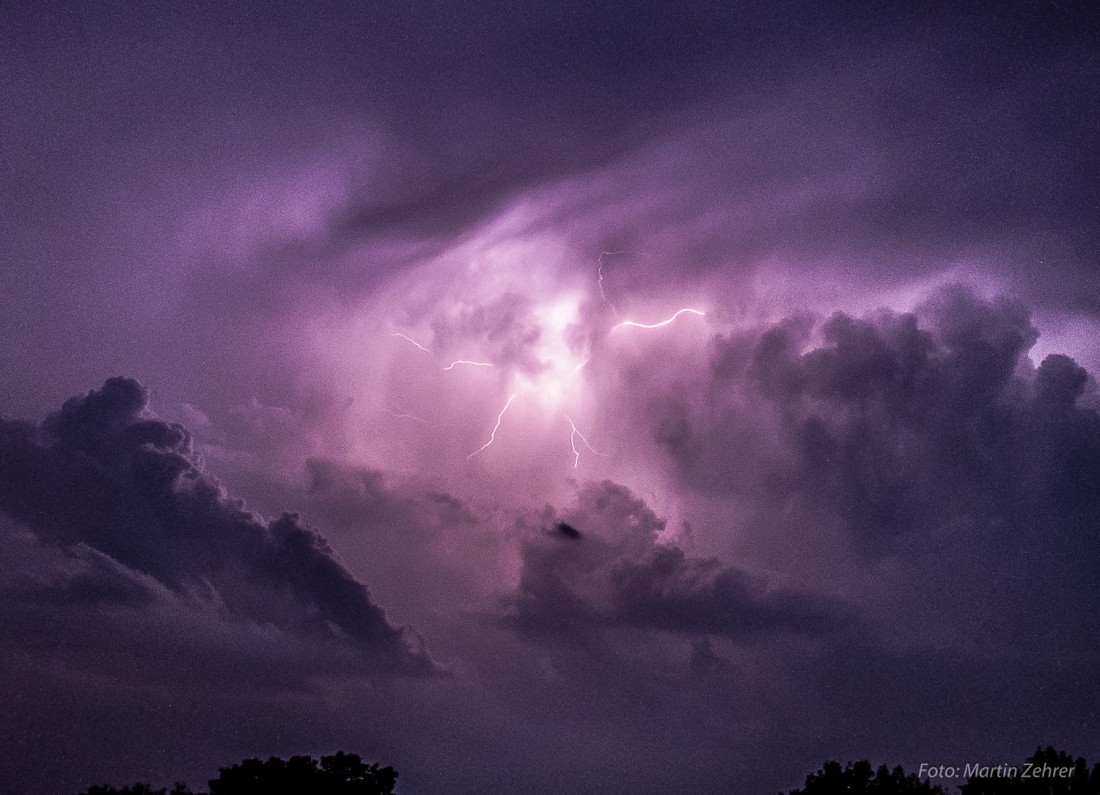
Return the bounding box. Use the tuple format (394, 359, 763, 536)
(78, 752, 397, 795)
(82, 786, 194, 795)
(785, 748, 1100, 795)
(784, 760, 945, 794)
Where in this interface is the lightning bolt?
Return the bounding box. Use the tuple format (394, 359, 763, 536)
(441, 359, 494, 370)
(467, 394, 518, 459)
(565, 415, 604, 468)
(611, 308, 705, 332)
(389, 332, 434, 356)
(388, 278, 705, 469)
(390, 332, 495, 372)
(597, 252, 623, 318)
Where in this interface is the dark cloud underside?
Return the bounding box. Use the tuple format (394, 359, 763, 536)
(0, 378, 432, 676)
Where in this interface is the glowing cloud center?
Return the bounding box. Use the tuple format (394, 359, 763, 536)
(386, 273, 708, 468)
(466, 293, 595, 462)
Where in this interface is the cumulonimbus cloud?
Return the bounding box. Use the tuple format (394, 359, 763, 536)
(648, 286, 1100, 559)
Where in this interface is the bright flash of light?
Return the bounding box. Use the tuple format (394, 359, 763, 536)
(466, 394, 519, 459)
(519, 295, 588, 408)
(463, 294, 597, 462)
(388, 288, 702, 468)
(611, 308, 706, 332)
(565, 415, 604, 468)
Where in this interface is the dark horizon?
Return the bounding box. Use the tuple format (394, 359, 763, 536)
(2, 2, 1099, 793)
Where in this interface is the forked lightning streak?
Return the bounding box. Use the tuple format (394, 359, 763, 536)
(390, 332, 494, 371)
(565, 415, 604, 468)
(466, 394, 518, 459)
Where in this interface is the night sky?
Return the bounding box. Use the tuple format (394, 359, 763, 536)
(2, 2, 1099, 793)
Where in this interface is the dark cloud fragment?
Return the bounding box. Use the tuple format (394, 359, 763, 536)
(0, 377, 433, 675)
(552, 522, 581, 540)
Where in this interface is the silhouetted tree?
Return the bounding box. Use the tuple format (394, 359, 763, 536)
(208, 752, 396, 794)
(320, 752, 398, 792)
(785, 760, 946, 794)
(961, 746, 1100, 795)
(81, 785, 195, 795)
(78, 752, 396, 795)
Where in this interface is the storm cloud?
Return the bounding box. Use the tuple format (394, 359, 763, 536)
(651, 286, 1100, 561)
(0, 377, 433, 676)
(3, 2, 1100, 794)
(504, 481, 843, 646)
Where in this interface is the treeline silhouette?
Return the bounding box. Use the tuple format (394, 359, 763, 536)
(79, 752, 396, 795)
(77, 746, 1100, 794)
(787, 759, 947, 794)
(786, 747, 1100, 795)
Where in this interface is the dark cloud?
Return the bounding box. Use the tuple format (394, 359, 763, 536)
(0, 515, 384, 697)
(0, 377, 433, 676)
(504, 481, 843, 646)
(653, 286, 1100, 560)
(1, 520, 163, 609)
(208, 455, 514, 640)
(615, 285, 1100, 692)
(552, 521, 581, 540)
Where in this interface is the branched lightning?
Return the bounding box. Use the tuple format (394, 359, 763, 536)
(386, 264, 705, 469)
(467, 394, 518, 459)
(565, 414, 604, 468)
(390, 331, 494, 372)
(611, 308, 705, 332)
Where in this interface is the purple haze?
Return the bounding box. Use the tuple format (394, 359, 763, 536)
(1, 2, 1099, 793)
